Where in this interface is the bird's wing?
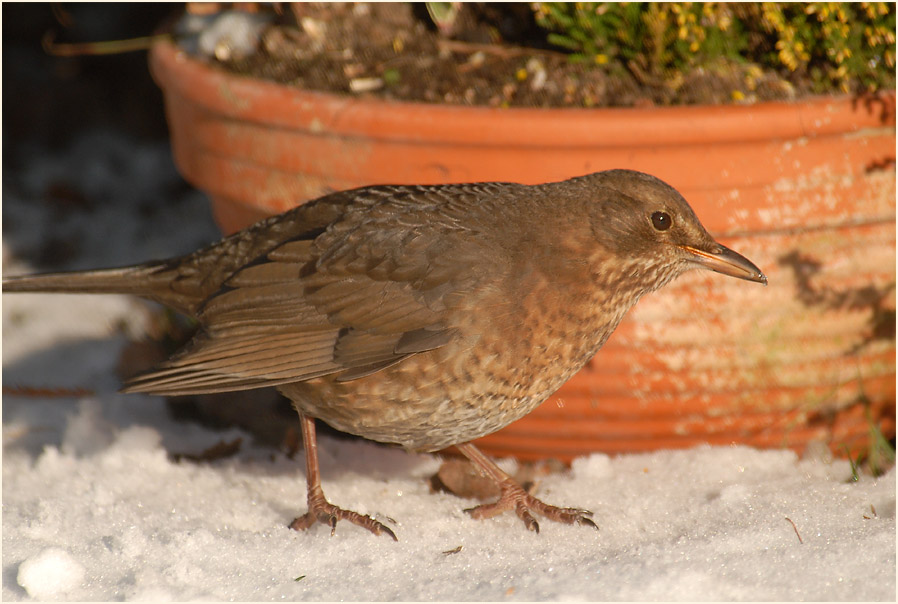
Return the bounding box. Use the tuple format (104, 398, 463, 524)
(123, 185, 499, 395)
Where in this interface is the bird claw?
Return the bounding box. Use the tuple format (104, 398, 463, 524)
(464, 481, 598, 533)
(519, 508, 539, 534)
(290, 498, 397, 541)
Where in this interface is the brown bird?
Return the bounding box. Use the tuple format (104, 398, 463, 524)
(3, 169, 766, 539)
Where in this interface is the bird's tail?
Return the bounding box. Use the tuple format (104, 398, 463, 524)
(3, 264, 165, 297)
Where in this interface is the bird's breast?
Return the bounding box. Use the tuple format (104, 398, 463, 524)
(281, 254, 635, 452)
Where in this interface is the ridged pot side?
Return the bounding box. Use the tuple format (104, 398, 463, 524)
(151, 40, 895, 461)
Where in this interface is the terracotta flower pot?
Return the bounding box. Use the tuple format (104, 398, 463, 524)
(150, 39, 895, 461)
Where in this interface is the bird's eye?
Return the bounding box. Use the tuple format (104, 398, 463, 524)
(651, 211, 672, 231)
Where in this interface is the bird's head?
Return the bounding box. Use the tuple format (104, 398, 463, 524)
(569, 169, 767, 291)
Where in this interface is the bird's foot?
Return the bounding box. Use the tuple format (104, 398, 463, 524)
(289, 487, 397, 540)
(464, 478, 597, 534)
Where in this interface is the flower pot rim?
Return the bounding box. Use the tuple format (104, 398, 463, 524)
(150, 39, 896, 148)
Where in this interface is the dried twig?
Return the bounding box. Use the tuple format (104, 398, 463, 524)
(51, 3, 74, 28)
(784, 517, 804, 544)
(436, 38, 565, 60)
(172, 438, 243, 463)
(42, 30, 171, 56)
(3, 385, 94, 398)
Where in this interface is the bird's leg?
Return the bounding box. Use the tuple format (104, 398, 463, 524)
(456, 442, 597, 534)
(289, 412, 397, 540)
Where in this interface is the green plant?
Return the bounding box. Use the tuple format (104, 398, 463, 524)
(756, 2, 896, 93)
(841, 398, 895, 481)
(534, 3, 743, 76)
(862, 404, 896, 477)
(533, 2, 895, 95)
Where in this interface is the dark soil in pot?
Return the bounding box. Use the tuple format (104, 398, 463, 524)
(199, 2, 814, 109)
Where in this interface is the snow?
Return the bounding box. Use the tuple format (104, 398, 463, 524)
(16, 547, 86, 600)
(2, 132, 895, 601)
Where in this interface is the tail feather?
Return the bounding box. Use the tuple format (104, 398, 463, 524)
(2, 265, 159, 296)
(0, 262, 206, 315)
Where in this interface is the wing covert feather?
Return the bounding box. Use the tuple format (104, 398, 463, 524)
(125, 183, 512, 394)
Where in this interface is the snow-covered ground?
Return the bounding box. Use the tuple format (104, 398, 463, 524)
(2, 133, 895, 601)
